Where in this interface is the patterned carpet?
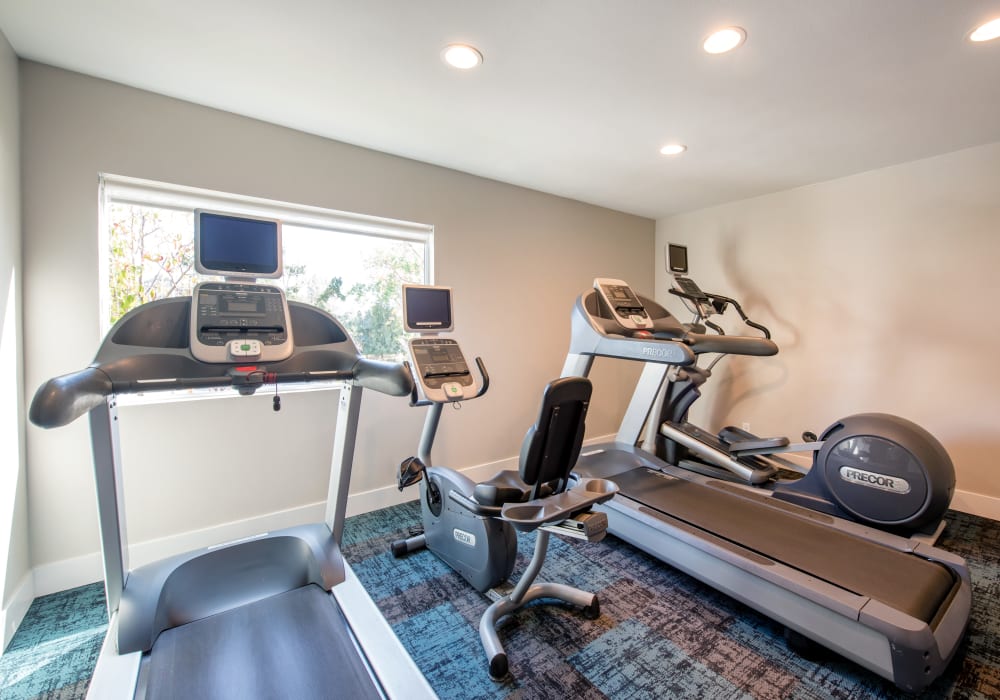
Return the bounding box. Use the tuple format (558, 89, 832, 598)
(2, 503, 998, 699)
(0, 583, 106, 699)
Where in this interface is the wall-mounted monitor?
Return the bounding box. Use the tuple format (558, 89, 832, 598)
(195, 210, 283, 278)
(667, 243, 689, 274)
(402, 285, 453, 333)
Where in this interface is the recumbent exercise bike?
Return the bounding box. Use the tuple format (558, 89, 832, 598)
(390, 284, 617, 681)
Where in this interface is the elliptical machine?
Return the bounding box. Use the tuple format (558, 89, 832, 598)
(390, 284, 618, 680)
(649, 245, 955, 537)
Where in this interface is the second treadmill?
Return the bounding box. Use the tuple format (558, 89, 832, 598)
(561, 281, 970, 693)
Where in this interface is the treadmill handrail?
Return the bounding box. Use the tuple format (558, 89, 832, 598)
(30, 297, 415, 429)
(29, 367, 114, 429)
(30, 360, 413, 429)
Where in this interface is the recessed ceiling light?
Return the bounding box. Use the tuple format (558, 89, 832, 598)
(969, 17, 1000, 42)
(660, 144, 687, 156)
(703, 27, 746, 54)
(442, 44, 483, 69)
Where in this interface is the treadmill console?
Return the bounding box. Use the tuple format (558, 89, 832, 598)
(189, 210, 294, 363)
(190, 282, 293, 363)
(408, 337, 474, 402)
(593, 278, 652, 330)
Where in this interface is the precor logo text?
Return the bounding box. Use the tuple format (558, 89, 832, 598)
(839, 466, 911, 494)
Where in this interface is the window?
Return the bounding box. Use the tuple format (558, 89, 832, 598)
(100, 175, 432, 360)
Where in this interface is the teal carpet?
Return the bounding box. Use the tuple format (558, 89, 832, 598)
(0, 583, 106, 699)
(3, 504, 998, 699)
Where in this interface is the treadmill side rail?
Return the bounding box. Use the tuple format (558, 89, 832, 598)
(86, 613, 141, 700)
(580, 443, 971, 693)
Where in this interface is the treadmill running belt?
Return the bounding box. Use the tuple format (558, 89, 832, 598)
(144, 584, 383, 700)
(611, 467, 954, 623)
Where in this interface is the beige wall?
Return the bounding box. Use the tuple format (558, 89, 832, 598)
(0, 29, 29, 640)
(21, 62, 652, 574)
(655, 141, 1000, 505)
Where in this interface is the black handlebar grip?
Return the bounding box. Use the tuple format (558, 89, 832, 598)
(684, 333, 778, 357)
(29, 367, 114, 428)
(353, 358, 415, 397)
(473, 357, 490, 398)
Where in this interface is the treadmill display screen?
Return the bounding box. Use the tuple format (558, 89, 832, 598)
(197, 211, 281, 277)
(403, 285, 453, 332)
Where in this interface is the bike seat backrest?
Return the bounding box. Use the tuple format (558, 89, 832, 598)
(518, 376, 592, 500)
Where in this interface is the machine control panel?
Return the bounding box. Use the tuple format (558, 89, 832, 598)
(407, 337, 474, 402)
(190, 282, 293, 363)
(673, 275, 709, 302)
(594, 278, 653, 330)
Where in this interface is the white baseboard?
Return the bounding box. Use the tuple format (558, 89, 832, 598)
(29, 437, 611, 599)
(1, 571, 34, 652)
(951, 488, 1000, 521)
(32, 501, 330, 598)
(25, 434, 1000, 602)
(345, 447, 529, 516)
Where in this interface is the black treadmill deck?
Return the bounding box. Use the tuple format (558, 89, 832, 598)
(144, 584, 383, 700)
(610, 467, 954, 623)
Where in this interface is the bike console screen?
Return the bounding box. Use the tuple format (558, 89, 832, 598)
(403, 285, 474, 401)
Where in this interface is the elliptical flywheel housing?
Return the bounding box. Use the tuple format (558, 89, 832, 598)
(812, 413, 955, 533)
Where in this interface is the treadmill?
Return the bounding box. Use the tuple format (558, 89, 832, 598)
(560, 280, 970, 693)
(29, 211, 436, 699)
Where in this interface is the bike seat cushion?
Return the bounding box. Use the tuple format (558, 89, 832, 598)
(473, 471, 554, 507)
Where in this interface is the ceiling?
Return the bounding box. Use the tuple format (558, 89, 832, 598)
(2, 1, 999, 219)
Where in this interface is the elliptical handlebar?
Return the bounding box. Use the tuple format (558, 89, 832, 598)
(669, 286, 772, 340)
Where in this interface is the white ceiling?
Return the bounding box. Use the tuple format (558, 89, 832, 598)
(2, 1, 999, 219)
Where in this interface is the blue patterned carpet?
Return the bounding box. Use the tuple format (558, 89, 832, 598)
(3, 503, 998, 699)
(0, 583, 106, 699)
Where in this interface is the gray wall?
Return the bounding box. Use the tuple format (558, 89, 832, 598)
(1, 28, 28, 641)
(21, 62, 652, 577)
(655, 141, 1000, 513)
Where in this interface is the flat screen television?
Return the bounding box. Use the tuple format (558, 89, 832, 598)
(667, 243, 689, 274)
(195, 210, 283, 278)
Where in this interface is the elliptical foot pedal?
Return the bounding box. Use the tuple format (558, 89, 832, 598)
(719, 426, 790, 454)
